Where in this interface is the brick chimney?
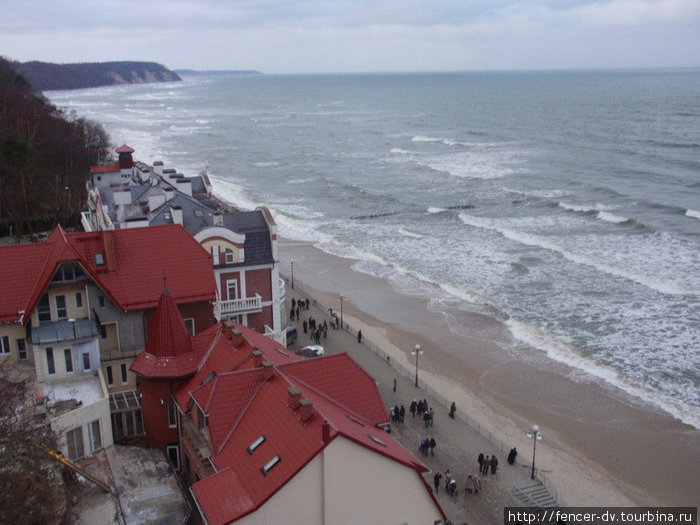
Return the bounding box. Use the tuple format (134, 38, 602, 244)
(252, 349, 263, 367)
(299, 399, 314, 422)
(287, 386, 302, 410)
(231, 329, 243, 347)
(262, 361, 274, 380)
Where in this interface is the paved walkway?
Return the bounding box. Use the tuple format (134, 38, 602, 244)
(285, 281, 544, 525)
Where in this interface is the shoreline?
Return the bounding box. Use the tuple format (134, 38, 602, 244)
(279, 237, 700, 508)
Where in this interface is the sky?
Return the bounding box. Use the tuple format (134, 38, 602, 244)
(1, 0, 699, 74)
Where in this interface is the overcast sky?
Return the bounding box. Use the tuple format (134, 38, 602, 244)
(1, 0, 698, 74)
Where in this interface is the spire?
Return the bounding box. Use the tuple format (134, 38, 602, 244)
(130, 287, 198, 378)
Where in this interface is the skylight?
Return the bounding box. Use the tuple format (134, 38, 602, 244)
(275, 347, 289, 357)
(368, 435, 387, 447)
(94, 253, 104, 266)
(247, 435, 266, 455)
(346, 415, 365, 427)
(261, 455, 281, 476)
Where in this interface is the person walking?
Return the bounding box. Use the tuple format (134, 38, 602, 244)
(433, 472, 442, 493)
(508, 447, 518, 465)
(357, 330, 362, 343)
(428, 407, 434, 427)
(399, 405, 405, 423)
(444, 469, 452, 492)
(490, 455, 498, 475)
(482, 455, 490, 475)
(465, 474, 475, 494)
(429, 436, 436, 456)
(449, 401, 456, 418)
(302, 320, 308, 334)
(393, 378, 397, 392)
(410, 400, 417, 418)
(423, 410, 431, 428)
(478, 453, 484, 471)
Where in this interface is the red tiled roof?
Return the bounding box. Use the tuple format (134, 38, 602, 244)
(115, 144, 135, 153)
(130, 289, 199, 379)
(0, 224, 215, 325)
(90, 161, 120, 174)
(184, 347, 434, 525)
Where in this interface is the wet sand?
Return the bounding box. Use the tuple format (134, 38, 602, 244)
(281, 238, 700, 508)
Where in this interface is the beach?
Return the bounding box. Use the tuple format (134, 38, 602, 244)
(280, 237, 700, 509)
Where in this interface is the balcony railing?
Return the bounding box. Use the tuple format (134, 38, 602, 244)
(31, 318, 99, 345)
(214, 294, 263, 320)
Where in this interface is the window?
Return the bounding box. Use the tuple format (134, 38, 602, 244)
(52, 263, 86, 282)
(106, 366, 114, 386)
(100, 324, 107, 339)
(225, 249, 234, 264)
(16, 339, 27, 361)
(38, 294, 51, 322)
(261, 455, 281, 476)
(66, 427, 84, 460)
(197, 407, 208, 429)
(98, 295, 105, 308)
(247, 435, 266, 455)
(166, 444, 180, 470)
(88, 420, 102, 452)
(184, 318, 195, 335)
(120, 363, 128, 384)
(46, 348, 55, 375)
(82, 352, 91, 371)
(95, 253, 104, 267)
(0, 336, 9, 354)
(64, 349, 73, 373)
(55, 295, 67, 319)
(226, 280, 238, 301)
(75, 292, 83, 309)
(168, 402, 177, 428)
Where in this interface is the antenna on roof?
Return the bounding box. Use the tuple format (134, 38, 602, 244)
(162, 274, 168, 292)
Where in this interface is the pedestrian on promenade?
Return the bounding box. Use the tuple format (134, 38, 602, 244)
(433, 472, 442, 493)
(478, 452, 484, 471)
(290, 306, 295, 321)
(482, 455, 490, 475)
(303, 320, 308, 334)
(423, 410, 431, 428)
(296, 306, 300, 319)
(419, 438, 429, 456)
(508, 447, 518, 465)
(448, 478, 458, 496)
(444, 469, 452, 491)
(490, 455, 498, 475)
(449, 401, 456, 419)
(399, 405, 405, 423)
(292, 298, 296, 310)
(472, 474, 482, 495)
(393, 378, 397, 392)
(429, 436, 436, 456)
(357, 330, 362, 343)
(410, 400, 417, 418)
(393, 404, 400, 423)
(305, 298, 310, 309)
(428, 407, 434, 427)
(465, 474, 475, 494)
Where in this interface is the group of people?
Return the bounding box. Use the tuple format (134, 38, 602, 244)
(410, 399, 434, 428)
(303, 317, 327, 344)
(289, 297, 310, 321)
(477, 453, 498, 475)
(419, 437, 437, 457)
(390, 404, 405, 423)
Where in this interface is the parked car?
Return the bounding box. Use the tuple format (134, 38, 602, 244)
(296, 345, 324, 358)
(285, 325, 298, 346)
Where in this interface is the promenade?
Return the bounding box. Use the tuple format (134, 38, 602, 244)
(284, 279, 547, 525)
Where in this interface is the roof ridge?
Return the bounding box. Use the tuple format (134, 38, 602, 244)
(214, 370, 266, 456)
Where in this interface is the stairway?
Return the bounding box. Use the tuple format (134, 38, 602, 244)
(511, 481, 557, 508)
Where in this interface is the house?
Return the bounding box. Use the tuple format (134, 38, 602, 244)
(0, 224, 216, 457)
(83, 145, 285, 343)
(135, 305, 446, 523)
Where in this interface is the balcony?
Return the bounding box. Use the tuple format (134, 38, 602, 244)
(213, 294, 263, 320)
(31, 318, 99, 345)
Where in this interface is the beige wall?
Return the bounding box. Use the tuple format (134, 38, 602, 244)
(236, 436, 441, 525)
(0, 323, 31, 366)
(102, 358, 137, 393)
(30, 285, 89, 325)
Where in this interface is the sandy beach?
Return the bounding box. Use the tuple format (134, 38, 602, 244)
(280, 237, 700, 509)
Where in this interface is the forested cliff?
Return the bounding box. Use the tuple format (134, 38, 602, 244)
(0, 57, 110, 237)
(11, 60, 181, 91)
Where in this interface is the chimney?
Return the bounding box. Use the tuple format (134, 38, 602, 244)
(287, 386, 302, 410)
(148, 193, 166, 211)
(213, 211, 224, 227)
(222, 322, 233, 340)
(262, 361, 274, 380)
(170, 204, 183, 225)
(102, 230, 117, 270)
(252, 349, 263, 367)
(231, 328, 243, 347)
(322, 420, 331, 444)
(299, 399, 314, 422)
(164, 187, 175, 201)
(113, 184, 131, 206)
(176, 178, 193, 197)
(153, 161, 164, 175)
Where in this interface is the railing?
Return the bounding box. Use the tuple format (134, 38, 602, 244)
(31, 317, 99, 344)
(214, 294, 263, 319)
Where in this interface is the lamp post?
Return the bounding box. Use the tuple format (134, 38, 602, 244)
(290, 260, 295, 289)
(339, 294, 344, 329)
(411, 344, 423, 387)
(527, 424, 542, 479)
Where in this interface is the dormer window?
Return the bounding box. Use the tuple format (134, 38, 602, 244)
(225, 249, 234, 264)
(95, 253, 104, 267)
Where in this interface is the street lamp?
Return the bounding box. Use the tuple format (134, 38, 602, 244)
(290, 260, 295, 289)
(339, 294, 344, 329)
(526, 424, 542, 479)
(411, 344, 423, 387)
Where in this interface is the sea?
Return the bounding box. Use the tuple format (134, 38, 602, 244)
(47, 70, 700, 429)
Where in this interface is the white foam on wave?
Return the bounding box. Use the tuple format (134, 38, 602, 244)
(398, 228, 423, 239)
(390, 148, 414, 154)
(458, 213, 694, 296)
(506, 319, 700, 429)
(559, 202, 629, 223)
(686, 209, 700, 220)
(422, 151, 521, 180)
(253, 161, 279, 167)
(597, 211, 629, 223)
(427, 207, 446, 214)
(505, 187, 572, 199)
